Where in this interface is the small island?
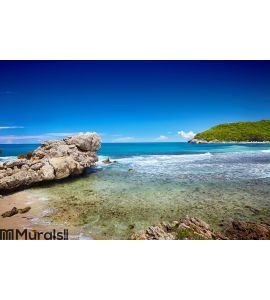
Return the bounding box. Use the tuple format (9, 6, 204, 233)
(189, 120, 270, 143)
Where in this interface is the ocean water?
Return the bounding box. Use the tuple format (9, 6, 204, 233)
(1, 142, 270, 239)
(0, 144, 39, 161)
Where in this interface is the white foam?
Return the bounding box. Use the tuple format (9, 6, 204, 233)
(97, 151, 270, 180)
(117, 152, 212, 165)
(0, 156, 17, 162)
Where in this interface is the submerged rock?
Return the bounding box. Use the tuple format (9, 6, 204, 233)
(102, 157, 113, 164)
(0, 133, 101, 193)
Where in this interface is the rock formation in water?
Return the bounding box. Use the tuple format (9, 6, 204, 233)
(130, 216, 218, 240)
(0, 133, 101, 193)
(221, 221, 270, 240)
(130, 216, 270, 240)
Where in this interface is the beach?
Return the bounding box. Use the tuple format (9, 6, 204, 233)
(1, 142, 270, 239)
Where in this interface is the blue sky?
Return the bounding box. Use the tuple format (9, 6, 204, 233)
(0, 61, 270, 143)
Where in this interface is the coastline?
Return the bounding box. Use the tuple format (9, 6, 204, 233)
(0, 189, 89, 240)
(189, 139, 270, 144)
(1, 141, 270, 239)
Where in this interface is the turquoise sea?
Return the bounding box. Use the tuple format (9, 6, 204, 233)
(1, 141, 270, 158)
(1, 142, 270, 239)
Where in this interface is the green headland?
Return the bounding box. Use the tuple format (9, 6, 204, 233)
(193, 120, 270, 142)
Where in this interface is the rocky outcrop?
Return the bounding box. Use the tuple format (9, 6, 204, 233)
(188, 138, 270, 144)
(188, 138, 209, 144)
(222, 221, 270, 240)
(130, 216, 219, 240)
(0, 133, 100, 193)
(1, 206, 31, 217)
(130, 216, 270, 240)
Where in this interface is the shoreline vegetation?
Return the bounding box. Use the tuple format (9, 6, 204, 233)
(189, 120, 270, 143)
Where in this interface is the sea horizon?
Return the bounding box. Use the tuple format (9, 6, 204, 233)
(2, 141, 270, 160)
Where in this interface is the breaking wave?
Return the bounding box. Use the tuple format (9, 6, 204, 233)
(0, 156, 17, 162)
(97, 151, 270, 181)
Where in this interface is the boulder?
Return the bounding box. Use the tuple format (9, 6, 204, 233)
(130, 216, 217, 240)
(0, 133, 101, 193)
(222, 221, 270, 240)
(18, 206, 31, 214)
(130, 216, 270, 240)
(1, 207, 19, 218)
(1, 206, 31, 217)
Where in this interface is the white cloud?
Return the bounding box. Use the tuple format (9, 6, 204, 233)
(156, 135, 169, 141)
(0, 126, 24, 129)
(112, 136, 135, 142)
(177, 130, 196, 141)
(45, 132, 76, 137)
(0, 135, 47, 144)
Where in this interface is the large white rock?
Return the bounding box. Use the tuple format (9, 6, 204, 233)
(0, 133, 101, 193)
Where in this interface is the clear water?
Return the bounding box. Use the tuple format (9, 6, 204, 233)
(1, 142, 270, 239)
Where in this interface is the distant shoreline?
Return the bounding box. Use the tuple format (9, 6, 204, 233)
(189, 139, 270, 144)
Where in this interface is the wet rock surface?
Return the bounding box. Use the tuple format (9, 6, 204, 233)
(0, 133, 100, 193)
(1, 207, 19, 218)
(102, 157, 113, 164)
(130, 216, 218, 240)
(222, 221, 270, 240)
(1, 206, 31, 218)
(130, 216, 270, 240)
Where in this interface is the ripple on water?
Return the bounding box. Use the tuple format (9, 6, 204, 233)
(28, 151, 270, 239)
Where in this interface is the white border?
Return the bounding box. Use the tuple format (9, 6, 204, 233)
(1, 1, 270, 299)
(1, 241, 270, 299)
(0, 0, 270, 60)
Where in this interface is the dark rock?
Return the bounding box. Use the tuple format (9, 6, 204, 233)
(128, 224, 135, 230)
(222, 221, 270, 240)
(102, 157, 112, 164)
(18, 206, 31, 214)
(1, 207, 19, 218)
(130, 217, 270, 240)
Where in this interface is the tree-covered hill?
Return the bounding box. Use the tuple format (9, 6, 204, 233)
(194, 120, 270, 142)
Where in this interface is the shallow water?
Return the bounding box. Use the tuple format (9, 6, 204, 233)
(26, 144, 270, 239)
